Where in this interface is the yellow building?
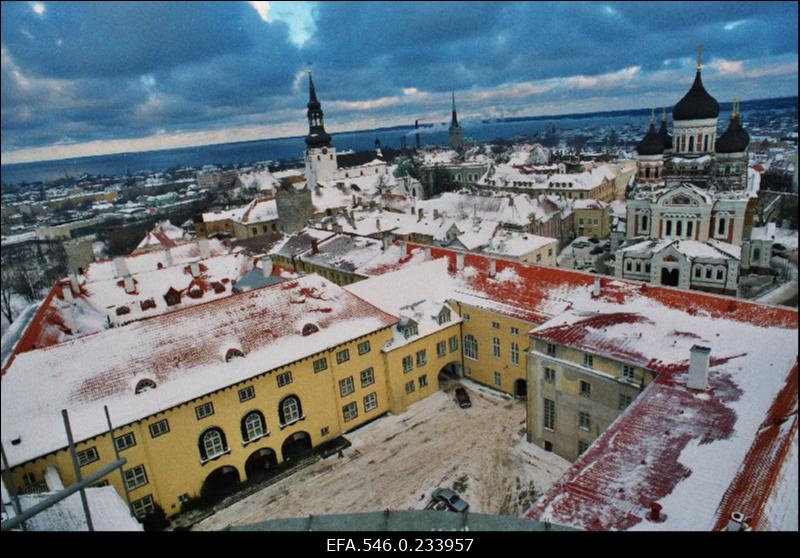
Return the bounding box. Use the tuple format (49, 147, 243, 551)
(1, 274, 398, 520)
(573, 199, 610, 239)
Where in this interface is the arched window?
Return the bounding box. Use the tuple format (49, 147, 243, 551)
(695, 266, 702, 278)
(199, 428, 227, 461)
(302, 323, 319, 336)
(716, 268, 724, 280)
(241, 411, 266, 442)
(225, 348, 244, 362)
(135, 379, 156, 394)
(464, 335, 478, 360)
(641, 215, 649, 232)
(706, 267, 713, 279)
(688, 136, 694, 152)
(279, 395, 302, 426)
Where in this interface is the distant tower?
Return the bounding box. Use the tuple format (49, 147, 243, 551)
(275, 179, 313, 233)
(304, 70, 337, 187)
(375, 137, 383, 159)
(635, 109, 666, 184)
(449, 92, 464, 151)
(715, 99, 750, 191)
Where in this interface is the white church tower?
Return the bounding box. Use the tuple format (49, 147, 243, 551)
(304, 71, 337, 187)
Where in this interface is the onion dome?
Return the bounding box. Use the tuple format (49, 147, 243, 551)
(716, 101, 750, 153)
(657, 108, 672, 150)
(636, 111, 665, 156)
(673, 53, 719, 121)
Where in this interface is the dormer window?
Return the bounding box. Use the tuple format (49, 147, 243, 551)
(225, 348, 244, 362)
(438, 307, 451, 325)
(302, 323, 319, 336)
(135, 379, 157, 394)
(403, 322, 418, 339)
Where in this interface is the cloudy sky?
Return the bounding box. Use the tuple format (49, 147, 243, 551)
(2, 1, 797, 164)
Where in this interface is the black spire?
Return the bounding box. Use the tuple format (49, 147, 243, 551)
(450, 91, 460, 128)
(673, 48, 719, 121)
(305, 71, 331, 148)
(636, 110, 665, 156)
(716, 100, 750, 153)
(657, 107, 672, 150)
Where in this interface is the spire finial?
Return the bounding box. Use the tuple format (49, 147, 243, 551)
(661, 107, 667, 122)
(696, 45, 704, 71)
(650, 108, 655, 125)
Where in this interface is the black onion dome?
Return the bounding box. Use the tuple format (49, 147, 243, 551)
(657, 119, 672, 150)
(673, 70, 720, 121)
(715, 114, 750, 153)
(636, 122, 665, 156)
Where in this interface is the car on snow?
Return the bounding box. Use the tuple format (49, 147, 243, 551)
(454, 387, 471, 408)
(572, 241, 590, 249)
(431, 488, 470, 513)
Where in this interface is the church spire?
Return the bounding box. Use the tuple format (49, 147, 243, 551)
(451, 91, 459, 128)
(304, 69, 331, 148)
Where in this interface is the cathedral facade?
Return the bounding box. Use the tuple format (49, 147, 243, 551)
(615, 50, 764, 296)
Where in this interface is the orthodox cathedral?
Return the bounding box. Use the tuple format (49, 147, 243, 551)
(615, 48, 768, 295)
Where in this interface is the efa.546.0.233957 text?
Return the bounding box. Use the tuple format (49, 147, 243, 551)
(326, 538, 474, 552)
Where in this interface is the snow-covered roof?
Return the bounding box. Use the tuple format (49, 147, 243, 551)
(454, 218, 499, 251)
(11, 486, 142, 531)
(486, 230, 558, 258)
(620, 238, 741, 261)
(134, 220, 186, 251)
(573, 199, 608, 210)
(547, 165, 615, 190)
(416, 192, 567, 227)
(1, 275, 398, 467)
(269, 229, 336, 259)
(302, 235, 386, 274)
(202, 198, 278, 225)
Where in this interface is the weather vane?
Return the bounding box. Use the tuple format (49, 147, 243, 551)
(307, 61, 313, 75)
(696, 45, 703, 70)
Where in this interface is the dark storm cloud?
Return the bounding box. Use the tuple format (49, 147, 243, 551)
(1, 1, 797, 161)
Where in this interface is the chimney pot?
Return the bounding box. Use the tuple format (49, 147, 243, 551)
(418, 208, 424, 221)
(261, 258, 273, 278)
(456, 252, 464, 271)
(489, 258, 497, 277)
(123, 275, 136, 294)
(688, 345, 711, 390)
(726, 511, 747, 531)
(399, 240, 407, 257)
(199, 238, 210, 259)
(593, 276, 601, 297)
(190, 261, 201, 278)
(311, 239, 319, 254)
(424, 246, 432, 260)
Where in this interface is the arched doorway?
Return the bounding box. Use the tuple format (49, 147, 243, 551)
(661, 267, 680, 287)
(281, 431, 312, 462)
(201, 466, 240, 503)
(244, 448, 278, 482)
(437, 361, 461, 389)
(514, 379, 527, 399)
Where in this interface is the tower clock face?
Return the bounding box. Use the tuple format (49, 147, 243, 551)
(322, 148, 328, 155)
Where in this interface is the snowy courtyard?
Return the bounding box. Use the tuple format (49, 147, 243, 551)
(193, 380, 570, 530)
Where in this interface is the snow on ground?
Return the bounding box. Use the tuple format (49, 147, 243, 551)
(0, 293, 34, 337)
(0, 298, 39, 368)
(557, 236, 598, 270)
(193, 381, 570, 530)
(757, 255, 798, 305)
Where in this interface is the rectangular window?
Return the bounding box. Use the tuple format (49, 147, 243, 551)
(404, 323, 419, 338)
(449, 336, 458, 352)
(360, 367, 375, 388)
(131, 495, 155, 519)
(546, 343, 556, 357)
(416, 349, 427, 366)
(336, 348, 350, 364)
(321, 426, 330, 436)
(195, 402, 214, 420)
(492, 337, 501, 358)
(544, 367, 556, 384)
(578, 440, 589, 456)
(124, 465, 148, 490)
(622, 365, 635, 382)
(402, 355, 413, 373)
(511, 342, 520, 365)
(543, 399, 555, 430)
(580, 380, 592, 398)
(339, 376, 355, 397)
(419, 375, 428, 388)
(438, 308, 451, 324)
(364, 392, 378, 412)
(77, 447, 99, 467)
(342, 402, 358, 422)
(493, 371, 502, 387)
(510, 327, 519, 336)
(277, 371, 293, 387)
(583, 354, 593, 368)
(238, 386, 255, 402)
(114, 432, 136, 452)
(579, 412, 591, 431)
(619, 393, 633, 410)
(313, 357, 328, 373)
(463, 313, 470, 321)
(437, 340, 447, 358)
(405, 380, 415, 394)
(357, 341, 371, 355)
(464, 367, 472, 377)
(149, 419, 169, 438)
(491, 321, 500, 329)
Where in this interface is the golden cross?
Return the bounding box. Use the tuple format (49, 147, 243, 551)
(696, 45, 704, 70)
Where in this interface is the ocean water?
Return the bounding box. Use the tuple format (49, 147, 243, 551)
(2, 97, 794, 186)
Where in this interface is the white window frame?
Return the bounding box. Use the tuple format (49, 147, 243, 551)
(492, 337, 501, 358)
(416, 349, 427, 366)
(357, 341, 371, 355)
(449, 336, 458, 352)
(419, 375, 428, 388)
(114, 432, 136, 452)
(543, 398, 555, 430)
(196, 402, 214, 420)
(131, 495, 155, 519)
(77, 447, 99, 467)
(339, 376, 355, 397)
(238, 386, 255, 402)
(343, 401, 358, 422)
(277, 371, 293, 387)
(201, 430, 226, 461)
(583, 354, 593, 368)
(580, 380, 592, 398)
(124, 465, 148, 490)
(313, 357, 328, 373)
(281, 397, 301, 425)
(405, 380, 415, 394)
(402, 355, 413, 373)
(243, 412, 265, 442)
(622, 365, 635, 382)
(579, 412, 591, 431)
(149, 419, 169, 438)
(511, 342, 520, 365)
(360, 367, 375, 388)
(363, 392, 378, 413)
(619, 393, 633, 410)
(336, 348, 350, 364)
(437, 340, 447, 358)
(493, 371, 502, 387)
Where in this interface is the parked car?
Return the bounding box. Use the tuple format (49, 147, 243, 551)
(590, 245, 605, 255)
(454, 387, 471, 408)
(572, 241, 590, 249)
(432, 488, 470, 513)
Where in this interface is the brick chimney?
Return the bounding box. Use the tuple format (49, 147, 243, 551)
(123, 275, 136, 294)
(69, 273, 80, 296)
(199, 238, 210, 259)
(399, 240, 407, 257)
(592, 276, 601, 297)
(311, 239, 319, 254)
(164, 249, 173, 268)
(113, 256, 129, 278)
(418, 208, 424, 222)
(190, 261, 201, 278)
(424, 246, 432, 260)
(261, 257, 273, 278)
(687, 345, 711, 390)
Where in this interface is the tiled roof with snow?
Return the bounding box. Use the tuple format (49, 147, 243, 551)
(365, 244, 797, 531)
(486, 230, 558, 258)
(1, 275, 399, 467)
(134, 220, 185, 251)
(269, 229, 336, 259)
(416, 192, 567, 227)
(203, 198, 278, 225)
(302, 235, 386, 273)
